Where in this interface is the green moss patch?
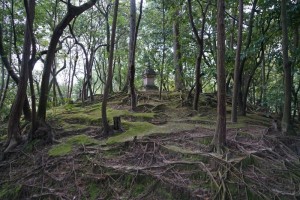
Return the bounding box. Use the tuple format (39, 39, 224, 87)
(107, 121, 155, 144)
(48, 134, 99, 157)
(48, 143, 72, 157)
(48, 102, 156, 130)
(227, 122, 247, 129)
(164, 145, 199, 154)
(67, 134, 99, 145)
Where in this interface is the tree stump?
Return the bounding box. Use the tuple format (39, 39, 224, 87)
(113, 116, 122, 131)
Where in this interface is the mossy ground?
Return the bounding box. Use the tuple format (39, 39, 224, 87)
(49, 134, 99, 156)
(0, 91, 299, 199)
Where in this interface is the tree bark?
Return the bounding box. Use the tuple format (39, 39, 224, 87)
(159, 0, 166, 100)
(128, 0, 143, 111)
(281, 0, 292, 134)
(213, 0, 226, 153)
(113, 116, 122, 131)
(5, 0, 35, 152)
(0, 23, 32, 121)
(102, 0, 119, 136)
(231, 0, 243, 122)
(173, 9, 184, 91)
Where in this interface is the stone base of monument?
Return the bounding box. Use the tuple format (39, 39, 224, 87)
(143, 85, 158, 91)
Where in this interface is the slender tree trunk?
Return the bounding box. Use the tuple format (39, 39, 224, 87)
(53, 61, 57, 107)
(5, 0, 35, 152)
(129, 0, 137, 110)
(105, 11, 113, 94)
(260, 45, 266, 106)
(128, 0, 143, 111)
(213, 0, 226, 153)
(0, 23, 32, 121)
(173, 9, 184, 91)
(238, 0, 257, 116)
(88, 54, 94, 101)
(231, 0, 243, 122)
(159, 0, 166, 100)
(102, 0, 119, 135)
(281, 0, 292, 134)
(69, 51, 78, 99)
(292, 26, 299, 122)
(187, 0, 209, 110)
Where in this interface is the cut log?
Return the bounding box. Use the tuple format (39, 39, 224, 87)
(113, 116, 122, 131)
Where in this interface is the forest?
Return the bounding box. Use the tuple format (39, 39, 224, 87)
(0, 0, 300, 199)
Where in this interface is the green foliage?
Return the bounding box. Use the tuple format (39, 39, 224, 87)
(0, 134, 7, 141)
(0, 116, 7, 140)
(0, 106, 10, 122)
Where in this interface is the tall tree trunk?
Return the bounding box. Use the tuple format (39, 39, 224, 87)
(292, 25, 299, 122)
(231, 0, 243, 122)
(129, 0, 137, 110)
(173, 9, 184, 91)
(159, 0, 166, 100)
(128, 0, 143, 111)
(5, 0, 35, 152)
(238, 0, 257, 116)
(281, 0, 292, 134)
(102, 0, 119, 135)
(0, 23, 32, 121)
(260, 45, 266, 107)
(37, 0, 96, 121)
(67, 50, 78, 99)
(187, 0, 209, 110)
(213, 0, 226, 153)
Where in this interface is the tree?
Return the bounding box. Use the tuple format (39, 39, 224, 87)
(213, 0, 226, 153)
(187, 0, 210, 110)
(231, 0, 243, 122)
(102, 0, 119, 135)
(281, 0, 292, 134)
(37, 0, 97, 122)
(0, 23, 32, 121)
(159, 0, 166, 100)
(128, 0, 143, 111)
(238, 0, 258, 116)
(173, 8, 184, 91)
(5, 0, 35, 152)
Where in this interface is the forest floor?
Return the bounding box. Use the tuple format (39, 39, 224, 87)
(0, 91, 300, 200)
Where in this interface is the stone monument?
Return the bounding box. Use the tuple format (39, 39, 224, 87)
(142, 66, 158, 91)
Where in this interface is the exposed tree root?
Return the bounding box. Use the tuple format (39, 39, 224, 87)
(0, 125, 300, 199)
